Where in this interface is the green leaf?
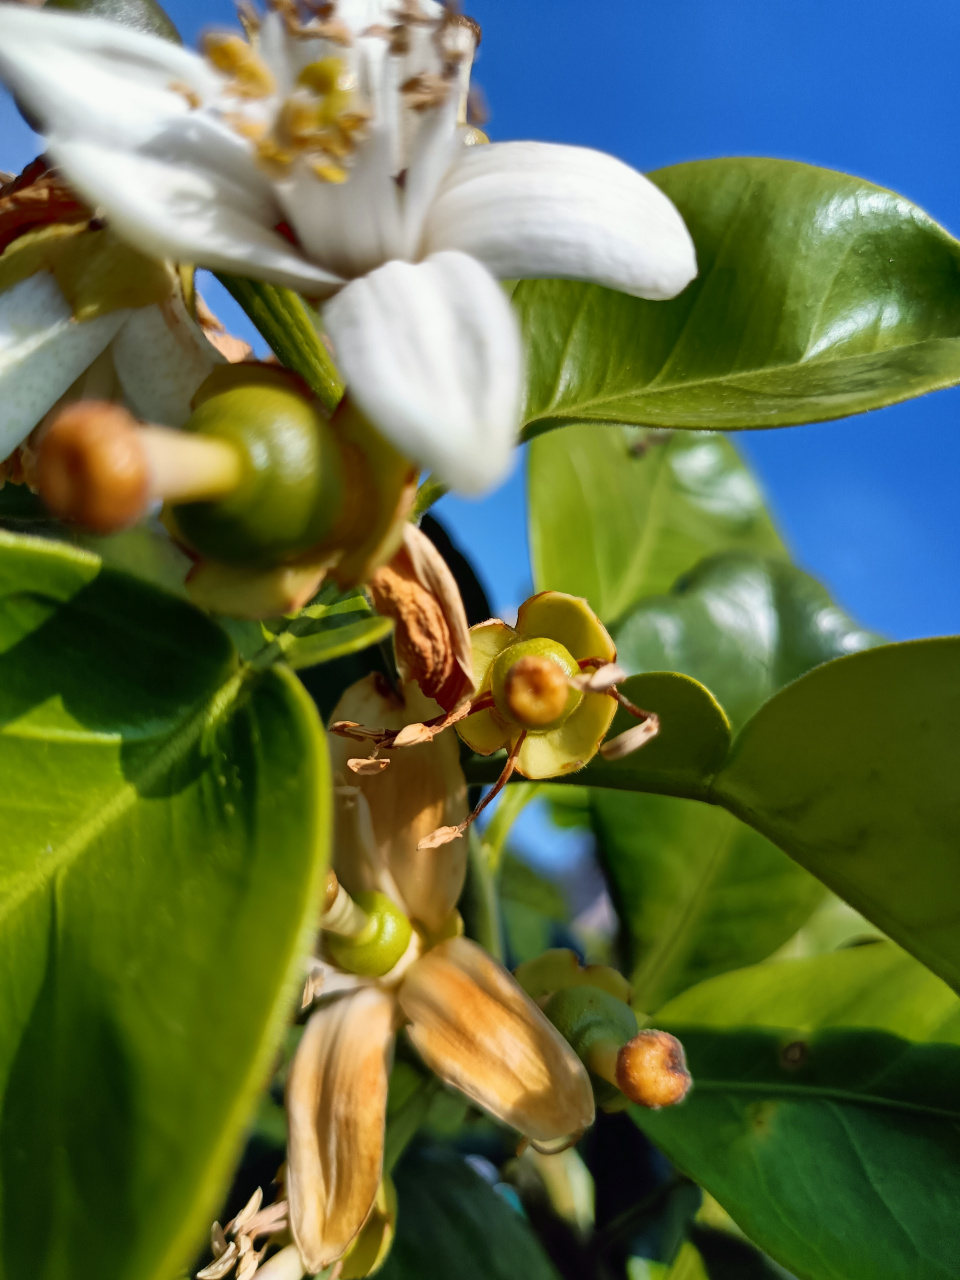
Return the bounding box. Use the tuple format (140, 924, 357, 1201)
(528, 426, 784, 625)
(0, 532, 329, 1279)
(636, 944, 960, 1280)
(221, 584, 392, 670)
(216, 275, 344, 413)
(517, 158, 960, 435)
(712, 638, 960, 994)
(43, 0, 179, 40)
(629, 1244, 710, 1280)
(614, 551, 882, 732)
(379, 1147, 561, 1280)
(593, 792, 823, 1009)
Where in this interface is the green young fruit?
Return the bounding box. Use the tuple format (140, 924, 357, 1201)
(325, 891, 413, 978)
(543, 985, 639, 1108)
(172, 368, 344, 566)
(490, 636, 582, 732)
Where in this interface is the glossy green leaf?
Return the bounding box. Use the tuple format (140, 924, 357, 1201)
(629, 1244, 710, 1280)
(713, 639, 960, 993)
(691, 1225, 794, 1279)
(379, 1147, 560, 1280)
(637, 944, 960, 1280)
(43, 0, 179, 40)
(0, 532, 329, 1279)
(528, 426, 784, 625)
(517, 158, 960, 435)
(222, 584, 392, 670)
(614, 551, 882, 731)
(217, 275, 344, 413)
(593, 792, 823, 1009)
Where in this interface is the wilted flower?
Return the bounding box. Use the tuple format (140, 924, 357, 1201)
(0, 0, 697, 495)
(285, 676, 594, 1273)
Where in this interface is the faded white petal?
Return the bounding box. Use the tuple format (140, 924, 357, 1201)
(0, 6, 219, 149)
(277, 125, 404, 279)
(50, 139, 343, 295)
(323, 251, 522, 494)
(286, 988, 396, 1273)
(111, 294, 222, 427)
(0, 273, 126, 457)
(422, 141, 697, 301)
(399, 937, 595, 1142)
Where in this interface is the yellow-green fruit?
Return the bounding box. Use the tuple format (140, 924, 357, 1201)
(325, 891, 413, 978)
(173, 371, 344, 565)
(490, 636, 582, 732)
(543, 985, 638, 1108)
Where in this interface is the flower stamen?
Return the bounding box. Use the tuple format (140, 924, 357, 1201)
(203, 32, 276, 98)
(418, 730, 525, 849)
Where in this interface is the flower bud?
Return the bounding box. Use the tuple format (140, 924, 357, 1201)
(171, 365, 344, 565)
(323, 890, 413, 978)
(543, 985, 691, 1111)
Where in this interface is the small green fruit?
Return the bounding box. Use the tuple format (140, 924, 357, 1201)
(172, 368, 344, 566)
(325, 891, 413, 978)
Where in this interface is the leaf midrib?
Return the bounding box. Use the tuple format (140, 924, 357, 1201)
(523, 331, 960, 426)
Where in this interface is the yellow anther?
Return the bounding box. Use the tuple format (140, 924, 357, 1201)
(309, 159, 349, 183)
(297, 56, 345, 97)
(203, 32, 276, 99)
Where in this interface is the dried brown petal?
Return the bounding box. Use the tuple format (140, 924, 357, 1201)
(368, 522, 473, 712)
(328, 677, 468, 932)
(0, 157, 89, 257)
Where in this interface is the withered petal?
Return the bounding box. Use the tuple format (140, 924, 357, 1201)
(329, 676, 469, 931)
(399, 937, 595, 1142)
(369, 522, 474, 712)
(286, 988, 396, 1273)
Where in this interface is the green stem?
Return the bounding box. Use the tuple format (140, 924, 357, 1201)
(216, 274, 344, 414)
(383, 1076, 440, 1174)
(459, 828, 505, 962)
(411, 475, 449, 519)
(479, 782, 539, 875)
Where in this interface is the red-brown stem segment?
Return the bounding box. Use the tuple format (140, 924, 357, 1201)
(417, 731, 526, 849)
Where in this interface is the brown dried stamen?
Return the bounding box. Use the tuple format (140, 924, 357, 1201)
(418, 731, 525, 849)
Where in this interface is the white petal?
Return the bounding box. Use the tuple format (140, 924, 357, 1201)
(0, 273, 126, 457)
(323, 251, 522, 494)
(50, 139, 344, 296)
(0, 6, 220, 149)
(111, 294, 222, 427)
(276, 126, 404, 279)
(422, 141, 697, 301)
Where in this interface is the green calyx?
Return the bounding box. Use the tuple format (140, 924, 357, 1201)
(543, 985, 638, 1107)
(172, 366, 345, 566)
(324, 891, 413, 978)
(490, 636, 582, 732)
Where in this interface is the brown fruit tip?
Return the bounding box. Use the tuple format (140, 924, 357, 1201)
(616, 1030, 692, 1109)
(37, 402, 149, 532)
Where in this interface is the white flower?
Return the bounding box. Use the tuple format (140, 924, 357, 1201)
(0, 0, 697, 494)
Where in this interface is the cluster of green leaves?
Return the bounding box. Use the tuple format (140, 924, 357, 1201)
(505, 163, 960, 1275)
(4, 55, 960, 1278)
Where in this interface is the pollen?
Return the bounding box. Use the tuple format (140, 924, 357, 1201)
(309, 159, 348, 183)
(168, 79, 202, 110)
(203, 32, 276, 99)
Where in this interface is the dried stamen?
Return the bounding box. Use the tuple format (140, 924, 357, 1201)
(418, 731, 525, 849)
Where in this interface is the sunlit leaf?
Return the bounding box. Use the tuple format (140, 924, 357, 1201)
(529, 427, 783, 625)
(0, 532, 329, 1278)
(518, 158, 960, 435)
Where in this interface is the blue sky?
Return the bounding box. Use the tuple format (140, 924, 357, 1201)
(3, 0, 959, 639)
